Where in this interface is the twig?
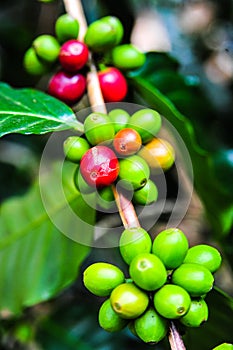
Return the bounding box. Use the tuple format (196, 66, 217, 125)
(62, 1, 187, 349)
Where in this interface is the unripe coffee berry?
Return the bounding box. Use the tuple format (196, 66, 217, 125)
(63, 136, 90, 163)
(179, 298, 208, 327)
(133, 179, 158, 205)
(84, 113, 115, 145)
(109, 109, 130, 133)
(184, 244, 222, 273)
(118, 155, 150, 190)
(129, 253, 167, 291)
(84, 19, 118, 52)
(212, 344, 233, 350)
(32, 35, 60, 63)
(172, 263, 214, 297)
(98, 67, 128, 102)
(111, 44, 146, 70)
(152, 228, 189, 269)
(73, 165, 95, 194)
(110, 283, 149, 319)
(98, 299, 128, 332)
(48, 70, 86, 105)
(113, 128, 142, 156)
(139, 138, 175, 172)
(97, 186, 116, 211)
(59, 40, 89, 72)
(55, 14, 80, 43)
(119, 227, 152, 265)
(23, 47, 49, 76)
(154, 284, 191, 319)
(128, 109, 161, 143)
(100, 16, 124, 45)
(83, 262, 125, 296)
(80, 146, 119, 188)
(134, 307, 168, 344)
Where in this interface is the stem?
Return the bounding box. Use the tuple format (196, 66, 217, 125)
(62, 1, 187, 349)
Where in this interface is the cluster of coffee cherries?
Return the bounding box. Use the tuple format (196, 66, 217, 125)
(23, 13, 146, 105)
(63, 108, 175, 209)
(83, 227, 222, 344)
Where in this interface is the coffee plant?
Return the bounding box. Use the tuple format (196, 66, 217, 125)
(0, 0, 232, 349)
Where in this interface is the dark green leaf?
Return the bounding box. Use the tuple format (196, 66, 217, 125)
(130, 77, 233, 236)
(0, 82, 84, 137)
(0, 161, 95, 315)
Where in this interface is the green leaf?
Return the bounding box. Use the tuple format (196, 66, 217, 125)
(130, 76, 233, 236)
(0, 82, 84, 137)
(0, 161, 95, 315)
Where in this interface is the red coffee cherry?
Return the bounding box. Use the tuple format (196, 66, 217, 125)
(113, 128, 142, 156)
(48, 70, 86, 105)
(59, 40, 89, 72)
(98, 67, 128, 102)
(80, 145, 119, 188)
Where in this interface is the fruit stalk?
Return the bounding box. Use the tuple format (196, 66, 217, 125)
(62, 1, 186, 349)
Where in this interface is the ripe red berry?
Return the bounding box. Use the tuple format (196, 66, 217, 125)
(80, 146, 119, 188)
(98, 67, 128, 102)
(48, 70, 86, 105)
(59, 39, 89, 72)
(113, 128, 142, 156)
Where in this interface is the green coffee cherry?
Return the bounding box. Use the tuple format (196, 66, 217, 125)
(180, 298, 208, 327)
(152, 228, 189, 269)
(119, 227, 152, 265)
(134, 307, 168, 344)
(184, 244, 222, 273)
(127, 109, 162, 143)
(110, 282, 149, 319)
(98, 299, 128, 332)
(129, 253, 167, 291)
(128, 321, 138, 337)
(84, 113, 115, 145)
(109, 109, 130, 133)
(32, 35, 60, 63)
(83, 262, 125, 296)
(154, 284, 191, 319)
(63, 136, 90, 163)
(55, 14, 79, 43)
(172, 263, 214, 297)
(118, 155, 150, 190)
(212, 344, 233, 350)
(111, 44, 146, 70)
(100, 16, 124, 45)
(84, 18, 120, 52)
(73, 165, 95, 194)
(133, 179, 158, 205)
(97, 186, 116, 211)
(23, 47, 49, 75)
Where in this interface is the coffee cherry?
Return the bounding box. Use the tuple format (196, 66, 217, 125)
(74, 165, 95, 194)
(32, 35, 60, 63)
(23, 47, 49, 75)
(152, 228, 189, 269)
(133, 179, 158, 205)
(109, 109, 130, 133)
(119, 227, 152, 265)
(113, 128, 142, 156)
(129, 253, 167, 291)
(154, 284, 191, 319)
(83, 262, 125, 296)
(118, 155, 150, 190)
(100, 16, 124, 45)
(84, 19, 118, 52)
(48, 70, 86, 105)
(134, 307, 168, 344)
(128, 109, 161, 143)
(59, 40, 89, 72)
(110, 283, 149, 319)
(97, 186, 116, 211)
(98, 299, 128, 332)
(80, 146, 119, 188)
(172, 263, 214, 297)
(111, 44, 146, 70)
(184, 244, 222, 273)
(98, 67, 128, 102)
(212, 344, 233, 350)
(55, 14, 79, 43)
(138, 138, 175, 172)
(63, 136, 90, 163)
(180, 298, 208, 327)
(84, 113, 115, 145)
